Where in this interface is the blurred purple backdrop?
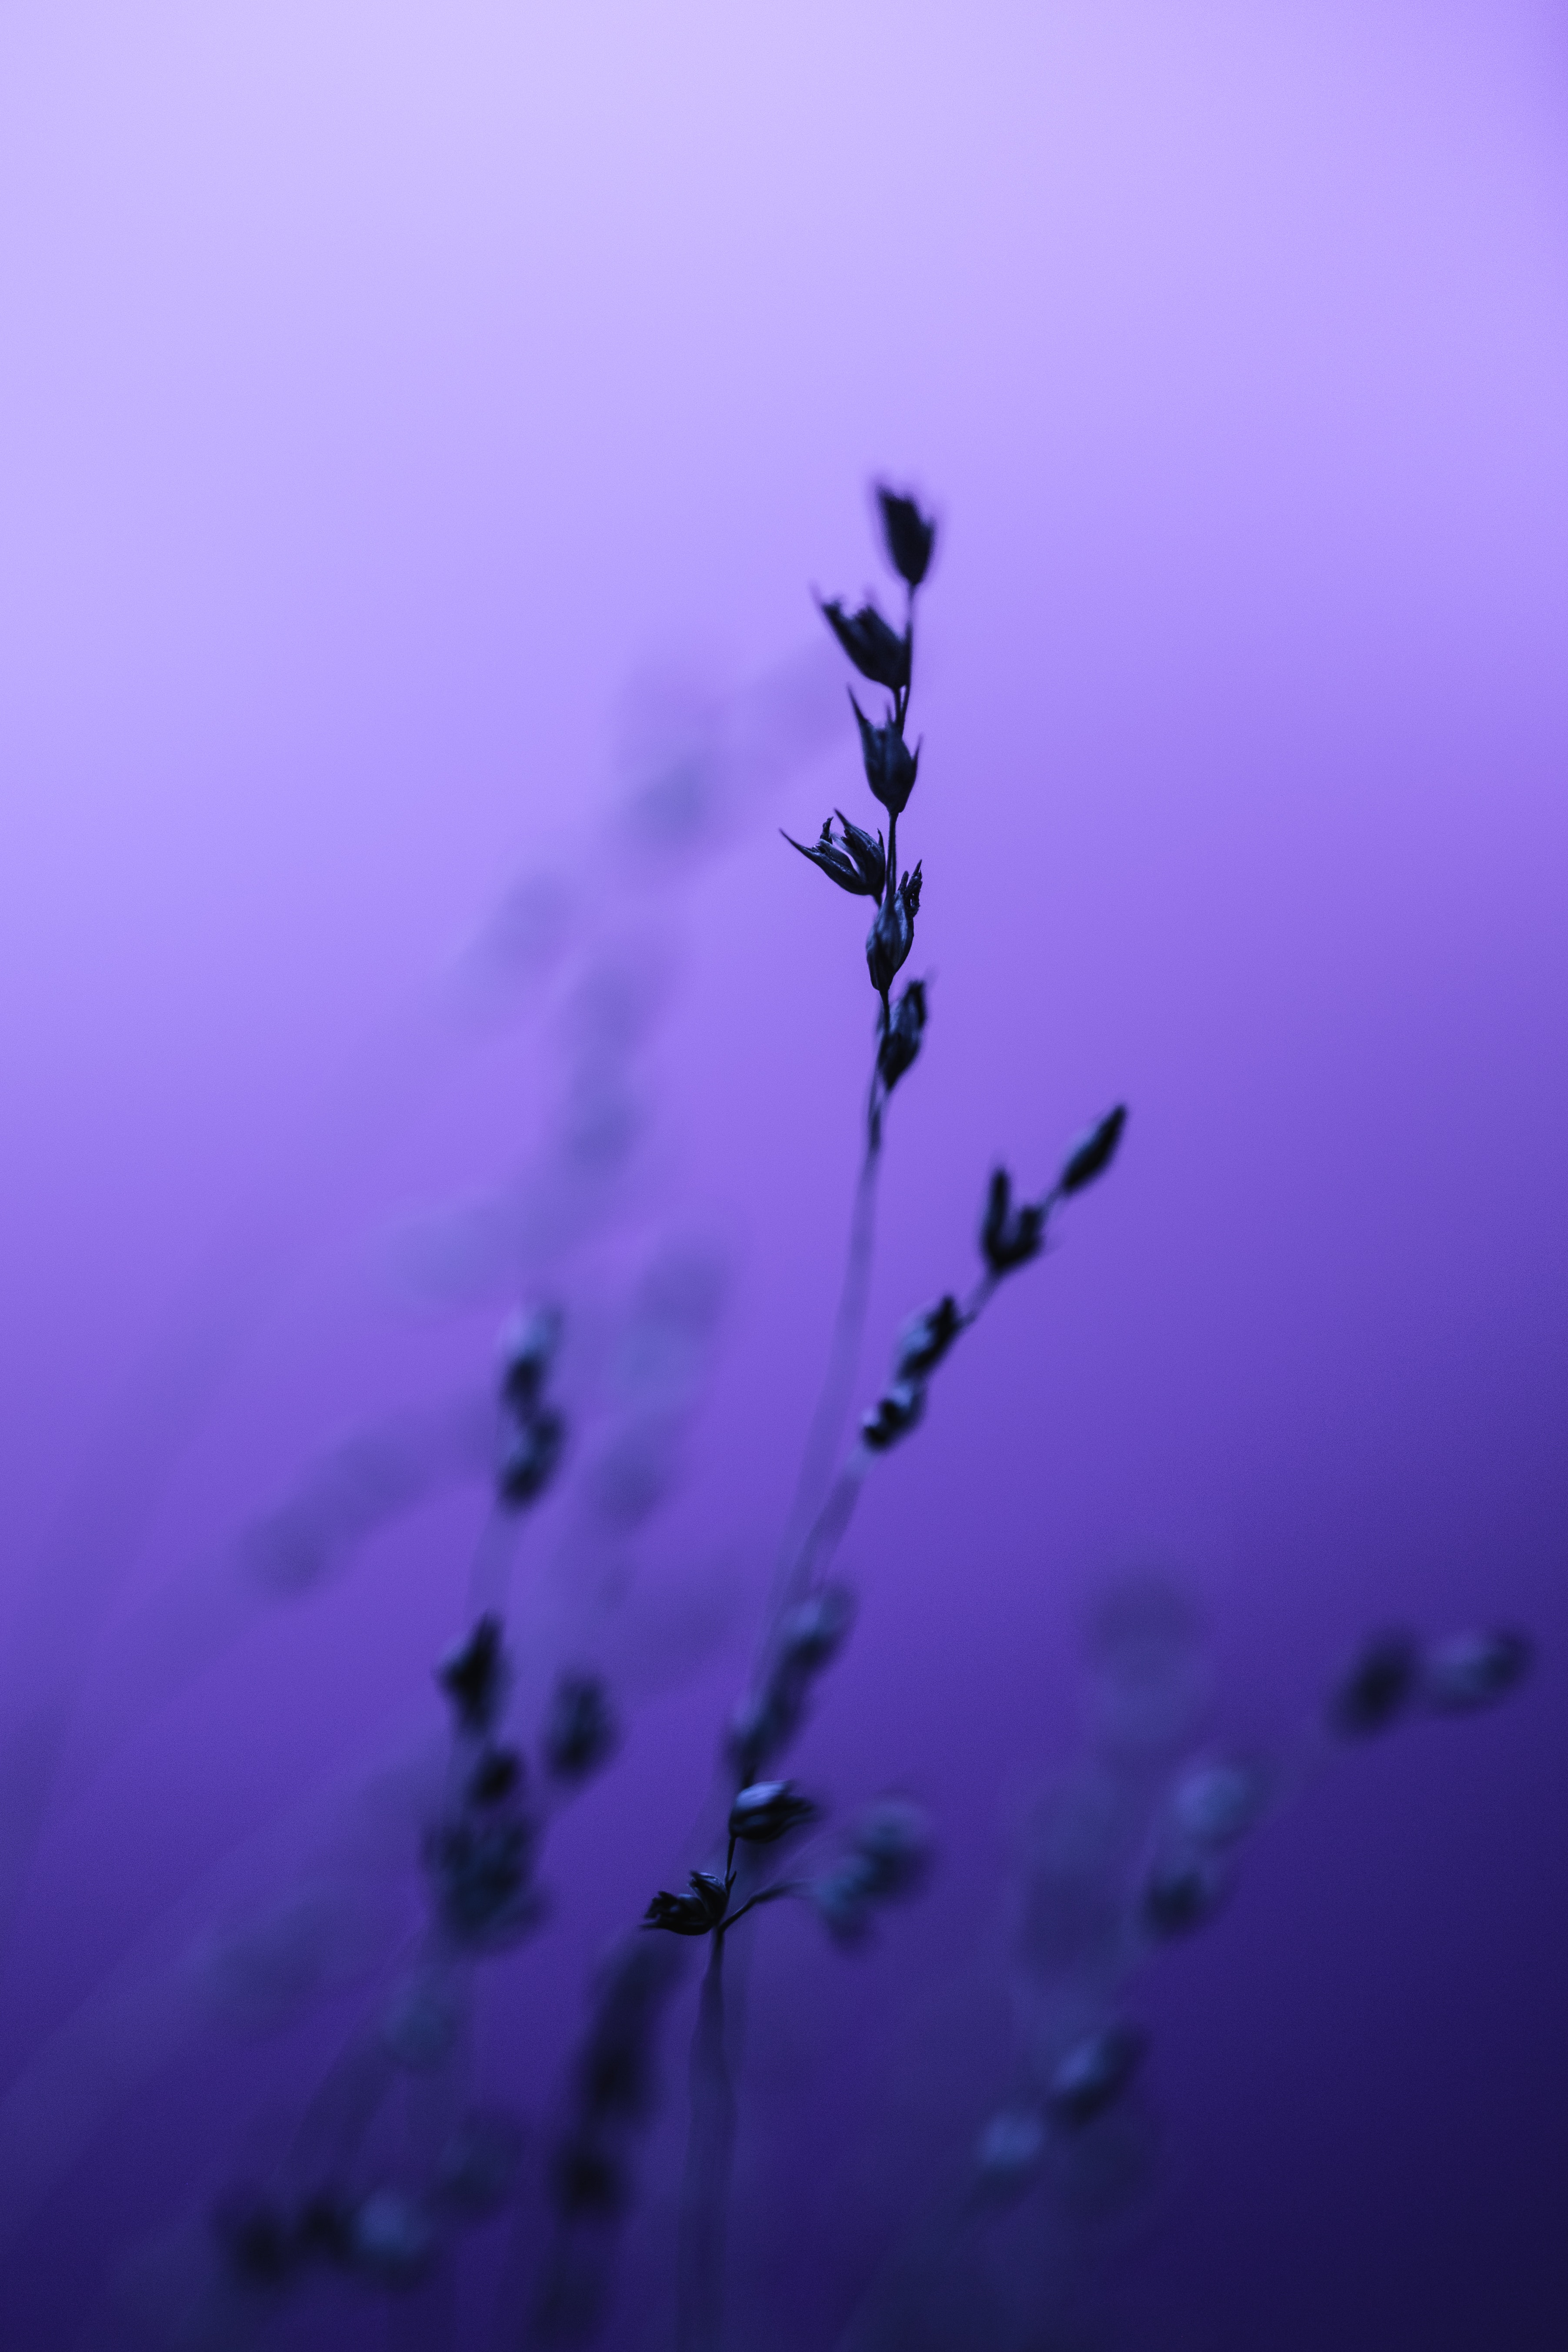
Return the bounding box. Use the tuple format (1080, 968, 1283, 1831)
(0, 1, 1566, 2345)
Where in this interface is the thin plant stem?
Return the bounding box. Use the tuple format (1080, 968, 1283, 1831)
(762, 1118, 884, 1636)
(675, 1935, 736, 2352)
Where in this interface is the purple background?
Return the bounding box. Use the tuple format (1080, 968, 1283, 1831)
(0, 1, 1565, 2344)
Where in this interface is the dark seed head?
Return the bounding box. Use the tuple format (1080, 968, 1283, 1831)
(1330, 1631, 1421, 1737)
(820, 599, 911, 692)
(875, 486, 937, 589)
(437, 1615, 508, 1735)
(544, 1672, 620, 1782)
(728, 1779, 820, 1845)
(1046, 2023, 1146, 2128)
(1058, 1105, 1128, 1197)
(1424, 1626, 1533, 1713)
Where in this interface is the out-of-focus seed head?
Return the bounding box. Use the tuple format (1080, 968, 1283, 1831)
(436, 2109, 526, 2219)
(811, 1803, 931, 1944)
(550, 2136, 626, 2218)
(498, 1405, 566, 1510)
(725, 1689, 792, 1789)
(894, 1293, 963, 1382)
(213, 2191, 297, 2289)
(1329, 1631, 1421, 1738)
(973, 2105, 1048, 2197)
(861, 1378, 926, 1452)
(778, 1582, 857, 1674)
(467, 1745, 524, 1808)
(425, 1809, 543, 1948)
(1045, 2023, 1147, 2129)
(544, 1671, 620, 1782)
(437, 1615, 508, 1735)
(380, 1966, 465, 2070)
(499, 1306, 561, 1416)
(294, 2193, 353, 2267)
(1168, 1757, 1268, 1849)
(811, 1856, 880, 1945)
(1141, 1852, 1229, 1941)
(981, 1167, 1045, 1277)
(850, 1797, 933, 1898)
(1423, 1626, 1533, 1714)
(1058, 1105, 1128, 1197)
(349, 2190, 435, 2288)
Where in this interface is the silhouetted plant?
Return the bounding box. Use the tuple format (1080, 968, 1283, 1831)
(173, 486, 1537, 2352)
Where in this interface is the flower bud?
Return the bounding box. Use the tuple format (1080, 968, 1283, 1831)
(1058, 1105, 1128, 1197)
(437, 1614, 508, 1735)
(980, 1167, 1045, 1276)
(820, 598, 910, 691)
(875, 486, 937, 588)
(728, 1779, 820, 1845)
(861, 1378, 925, 1451)
(850, 695, 919, 814)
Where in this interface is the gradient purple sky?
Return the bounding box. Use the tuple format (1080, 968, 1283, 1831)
(1, 4, 1566, 2345)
